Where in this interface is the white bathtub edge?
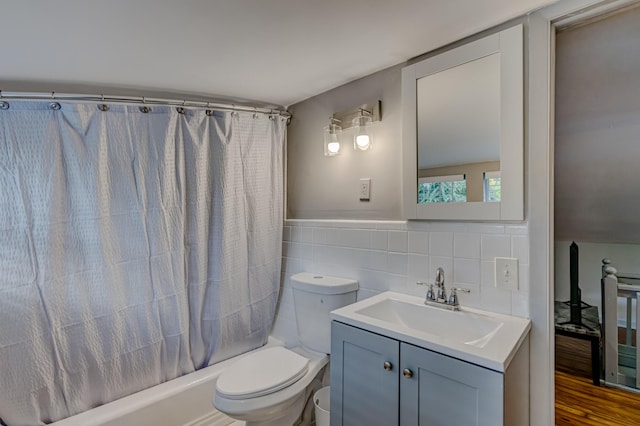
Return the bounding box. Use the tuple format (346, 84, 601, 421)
(51, 338, 283, 426)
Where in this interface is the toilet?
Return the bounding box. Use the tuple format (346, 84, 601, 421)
(213, 272, 358, 426)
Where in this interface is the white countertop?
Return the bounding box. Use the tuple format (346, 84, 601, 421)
(330, 291, 531, 372)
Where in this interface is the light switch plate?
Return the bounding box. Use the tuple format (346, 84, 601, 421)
(360, 178, 371, 201)
(495, 257, 519, 290)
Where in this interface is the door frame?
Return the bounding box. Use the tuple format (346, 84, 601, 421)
(530, 1, 639, 424)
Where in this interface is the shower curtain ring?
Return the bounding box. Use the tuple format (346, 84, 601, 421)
(139, 96, 149, 113)
(176, 100, 186, 115)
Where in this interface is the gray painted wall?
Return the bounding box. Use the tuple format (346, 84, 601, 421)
(287, 65, 404, 219)
(555, 5, 640, 244)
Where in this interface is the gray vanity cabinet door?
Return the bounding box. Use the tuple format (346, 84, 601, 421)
(399, 342, 504, 426)
(331, 321, 400, 426)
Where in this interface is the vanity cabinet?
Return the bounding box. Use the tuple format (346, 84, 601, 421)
(330, 321, 528, 426)
(330, 320, 400, 425)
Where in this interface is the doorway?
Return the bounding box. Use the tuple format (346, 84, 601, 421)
(553, 3, 640, 424)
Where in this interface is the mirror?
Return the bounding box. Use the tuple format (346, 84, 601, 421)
(402, 24, 523, 220)
(418, 53, 500, 204)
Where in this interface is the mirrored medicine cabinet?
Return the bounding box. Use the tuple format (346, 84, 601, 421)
(401, 24, 524, 221)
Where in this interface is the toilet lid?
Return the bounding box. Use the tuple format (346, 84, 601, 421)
(215, 347, 309, 400)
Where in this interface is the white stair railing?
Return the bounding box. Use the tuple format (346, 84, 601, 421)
(602, 259, 640, 389)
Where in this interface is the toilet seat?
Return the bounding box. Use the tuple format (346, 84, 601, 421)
(215, 347, 309, 400)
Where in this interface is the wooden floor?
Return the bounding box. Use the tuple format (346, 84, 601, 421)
(555, 334, 640, 425)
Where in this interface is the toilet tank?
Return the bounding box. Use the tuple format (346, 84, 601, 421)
(290, 273, 358, 354)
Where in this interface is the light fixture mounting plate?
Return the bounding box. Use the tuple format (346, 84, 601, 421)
(332, 100, 381, 130)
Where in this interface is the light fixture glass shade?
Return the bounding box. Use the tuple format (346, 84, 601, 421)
(353, 113, 373, 151)
(323, 122, 342, 156)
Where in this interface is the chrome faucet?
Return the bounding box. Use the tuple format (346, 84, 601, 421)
(417, 267, 470, 311)
(435, 266, 444, 286)
(434, 267, 446, 302)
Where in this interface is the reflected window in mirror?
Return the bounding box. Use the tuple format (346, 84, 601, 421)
(418, 161, 498, 203)
(418, 175, 466, 204)
(483, 171, 501, 202)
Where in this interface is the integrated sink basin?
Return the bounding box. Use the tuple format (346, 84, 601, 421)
(354, 298, 503, 348)
(330, 291, 531, 372)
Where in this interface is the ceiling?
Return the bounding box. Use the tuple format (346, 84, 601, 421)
(0, 0, 555, 107)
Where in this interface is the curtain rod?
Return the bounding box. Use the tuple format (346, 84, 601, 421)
(0, 90, 291, 119)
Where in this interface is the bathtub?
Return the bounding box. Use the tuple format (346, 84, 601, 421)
(50, 340, 283, 426)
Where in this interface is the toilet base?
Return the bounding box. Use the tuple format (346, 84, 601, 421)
(244, 392, 304, 426)
(244, 368, 323, 426)
(218, 364, 322, 426)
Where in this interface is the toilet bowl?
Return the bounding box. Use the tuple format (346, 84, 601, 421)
(213, 273, 358, 426)
(213, 346, 327, 425)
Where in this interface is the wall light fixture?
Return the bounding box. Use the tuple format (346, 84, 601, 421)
(323, 117, 342, 156)
(353, 109, 373, 151)
(327, 100, 381, 154)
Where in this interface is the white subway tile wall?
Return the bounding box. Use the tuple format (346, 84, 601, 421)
(388, 231, 408, 253)
(272, 220, 530, 346)
(408, 231, 428, 254)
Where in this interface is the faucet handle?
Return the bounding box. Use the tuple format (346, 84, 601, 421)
(447, 287, 471, 306)
(417, 281, 436, 301)
(426, 284, 436, 301)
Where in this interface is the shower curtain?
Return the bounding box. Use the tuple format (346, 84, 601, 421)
(0, 101, 285, 426)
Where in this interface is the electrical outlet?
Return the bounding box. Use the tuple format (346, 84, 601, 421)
(360, 178, 371, 201)
(495, 257, 519, 290)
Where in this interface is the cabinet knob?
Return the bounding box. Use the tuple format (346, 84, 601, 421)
(383, 361, 393, 371)
(403, 368, 413, 378)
